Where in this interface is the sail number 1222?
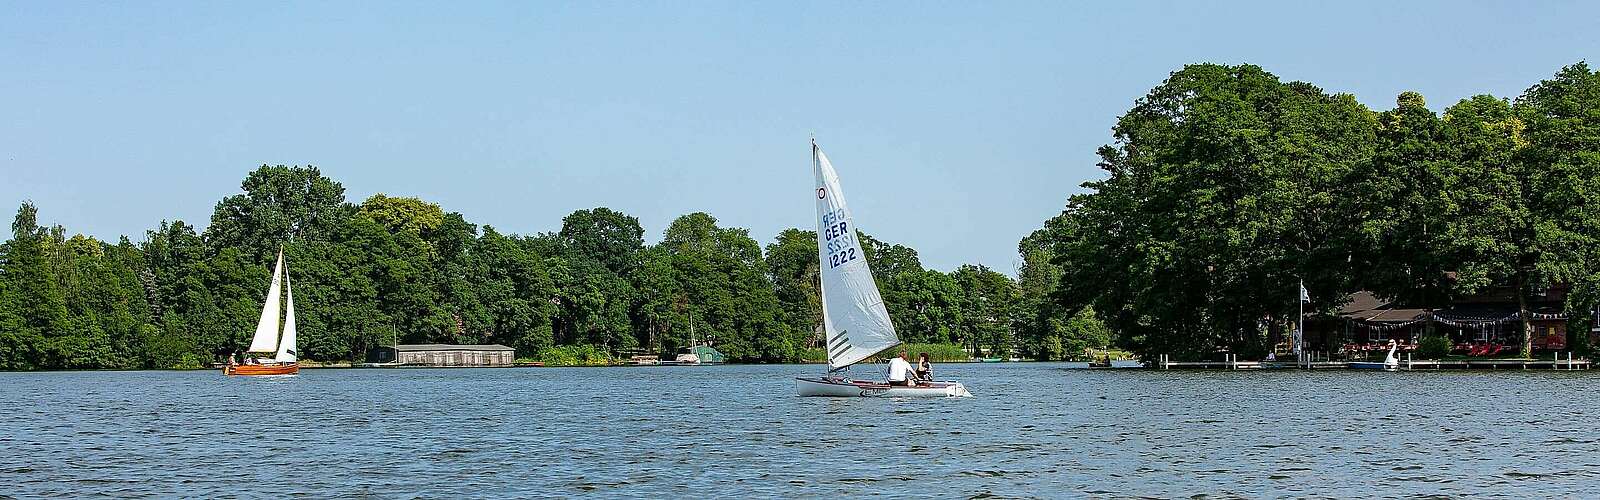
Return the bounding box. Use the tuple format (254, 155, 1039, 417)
(821, 211, 858, 269)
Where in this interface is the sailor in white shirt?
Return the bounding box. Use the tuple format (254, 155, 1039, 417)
(886, 350, 913, 386)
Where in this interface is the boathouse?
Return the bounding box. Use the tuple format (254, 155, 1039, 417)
(369, 344, 516, 367)
(1304, 284, 1580, 354)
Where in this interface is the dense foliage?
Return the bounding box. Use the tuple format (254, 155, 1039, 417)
(1042, 62, 1600, 360)
(2, 168, 1105, 369)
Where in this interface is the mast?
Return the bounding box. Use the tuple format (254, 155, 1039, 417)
(815, 141, 834, 372)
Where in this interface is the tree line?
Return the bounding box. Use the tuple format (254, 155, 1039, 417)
(0, 167, 1109, 369)
(1038, 62, 1600, 361)
(17, 61, 1589, 370)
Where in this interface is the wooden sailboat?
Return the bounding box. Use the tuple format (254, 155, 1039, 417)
(225, 249, 300, 376)
(794, 140, 971, 397)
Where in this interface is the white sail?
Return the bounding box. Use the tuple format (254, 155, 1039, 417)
(246, 250, 284, 353)
(275, 269, 298, 363)
(813, 142, 900, 369)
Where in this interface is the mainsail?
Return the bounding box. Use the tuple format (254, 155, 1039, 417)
(275, 270, 298, 363)
(813, 141, 900, 369)
(247, 250, 284, 353)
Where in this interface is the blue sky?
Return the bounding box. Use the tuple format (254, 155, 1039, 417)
(3, 1, 1597, 272)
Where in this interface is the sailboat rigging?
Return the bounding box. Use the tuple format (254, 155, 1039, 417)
(794, 140, 971, 397)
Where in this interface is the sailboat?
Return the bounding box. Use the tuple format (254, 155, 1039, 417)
(224, 249, 300, 376)
(794, 140, 971, 397)
(662, 311, 725, 365)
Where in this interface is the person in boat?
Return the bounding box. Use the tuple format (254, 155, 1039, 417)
(914, 352, 932, 386)
(887, 351, 914, 387)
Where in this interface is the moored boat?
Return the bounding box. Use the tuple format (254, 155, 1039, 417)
(224, 249, 299, 376)
(794, 139, 970, 398)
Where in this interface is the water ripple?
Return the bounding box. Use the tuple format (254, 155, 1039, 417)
(2, 365, 1597, 497)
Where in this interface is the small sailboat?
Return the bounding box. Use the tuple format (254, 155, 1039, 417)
(225, 249, 300, 376)
(662, 311, 724, 365)
(794, 140, 971, 397)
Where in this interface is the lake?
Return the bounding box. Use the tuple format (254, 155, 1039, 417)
(3, 363, 1596, 497)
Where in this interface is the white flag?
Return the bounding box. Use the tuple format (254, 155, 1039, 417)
(1299, 283, 1310, 303)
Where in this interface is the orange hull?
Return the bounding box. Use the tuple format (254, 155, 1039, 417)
(224, 363, 300, 376)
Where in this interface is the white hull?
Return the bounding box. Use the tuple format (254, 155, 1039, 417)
(795, 376, 971, 398)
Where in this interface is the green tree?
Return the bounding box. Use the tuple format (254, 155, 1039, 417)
(360, 194, 446, 242)
(650, 212, 791, 361)
(1352, 92, 1458, 310)
(882, 269, 963, 345)
(765, 229, 822, 346)
(952, 264, 1018, 357)
(206, 165, 351, 260)
(1444, 63, 1600, 356)
(1050, 64, 1377, 360)
(560, 207, 645, 275)
(1014, 217, 1112, 360)
(0, 202, 66, 369)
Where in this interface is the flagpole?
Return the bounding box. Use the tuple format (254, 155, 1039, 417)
(1298, 279, 1305, 368)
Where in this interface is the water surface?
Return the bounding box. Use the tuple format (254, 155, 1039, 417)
(3, 363, 1596, 497)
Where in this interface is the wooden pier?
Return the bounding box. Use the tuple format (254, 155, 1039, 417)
(1155, 353, 1591, 370)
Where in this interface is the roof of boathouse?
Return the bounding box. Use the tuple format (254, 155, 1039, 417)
(394, 344, 515, 352)
(1331, 291, 1567, 323)
(1336, 291, 1427, 322)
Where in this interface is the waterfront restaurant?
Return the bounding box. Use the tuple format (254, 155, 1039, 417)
(1304, 285, 1577, 356)
(368, 344, 517, 367)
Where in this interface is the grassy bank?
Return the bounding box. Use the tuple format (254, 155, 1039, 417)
(530, 344, 615, 367)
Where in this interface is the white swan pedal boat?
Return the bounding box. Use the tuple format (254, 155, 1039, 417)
(795, 376, 972, 398)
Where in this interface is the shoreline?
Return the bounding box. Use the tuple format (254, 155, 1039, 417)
(10, 356, 1600, 372)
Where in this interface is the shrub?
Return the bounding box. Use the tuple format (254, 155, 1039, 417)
(891, 343, 971, 362)
(536, 344, 611, 366)
(1418, 335, 1452, 360)
(798, 347, 828, 363)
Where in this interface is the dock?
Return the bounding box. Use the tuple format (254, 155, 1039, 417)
(1155, 353, 1591, 370)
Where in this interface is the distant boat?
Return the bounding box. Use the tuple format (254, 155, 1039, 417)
(794, 140, 971, 398)
(661, 312, 724, 365)
(225, 249, 300, 376)
(662, 346, 725, 366)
